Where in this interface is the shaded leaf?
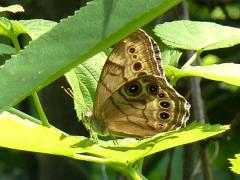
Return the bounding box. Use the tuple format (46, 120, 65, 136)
(0, 44, 16, 55)
(65, 52, 106, 123)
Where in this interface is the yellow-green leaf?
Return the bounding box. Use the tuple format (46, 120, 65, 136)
(229, 153, 240, 175)
(165, 63, 240, 86)
(0, 5, 24, 13)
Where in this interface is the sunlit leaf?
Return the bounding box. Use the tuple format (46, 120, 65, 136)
(154, 20, 240, 51)
(229, 153, 240, 175)
(165, 63, 240, 86)
(0, 5, 24, 13)
(0, 112, 229, 164)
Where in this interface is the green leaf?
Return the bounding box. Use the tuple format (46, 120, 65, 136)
(229, 153, 240, 175)
(0, 44, 16, 55)
(0, 17, 12, 36)
(0, 111, 92, 156)
(165, 63, 240, 86)
(0, 17, 27, 39)
(0, 112, 229, 164)
(65, 52, 107, 123)
(154, 20, 240, 51)
(160, 44, 182, 66)
(19, 20, 57, 40)
(0, 0, 181, 113)
(0, 5, 24, 13)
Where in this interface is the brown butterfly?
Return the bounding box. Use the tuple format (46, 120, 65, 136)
(84, 29, 190, 137)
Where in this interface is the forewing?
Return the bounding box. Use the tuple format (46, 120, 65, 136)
(94, 29, 164, 116)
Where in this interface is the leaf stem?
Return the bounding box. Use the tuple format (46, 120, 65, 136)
(7, 107, 41, 125)
(73, 154, 145, 180)
(11, 34, 50, 127)
(32, 92, 50, 127)
(73, 153, 110, 164)
(181, 51, 201, 69)
(11, 35, 21, 52)
(127, 167, 145, 180)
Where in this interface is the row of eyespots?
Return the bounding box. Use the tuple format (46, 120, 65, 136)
(128, 46, 145, 73)
(127, 45, 171, 121)
(126, 81, 171, 121)
(126, 81, 159, 96)
(158, 92, 171, 120)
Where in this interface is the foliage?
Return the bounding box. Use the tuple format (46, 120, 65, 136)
(0, 112, 229, 179)
(229, 153, 240, 175)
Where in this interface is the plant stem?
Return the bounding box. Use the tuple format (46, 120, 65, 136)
(11, 35, 21, 52)
(180, 1, 212, 180)
(127, 167, 145, 180)
(73, 153, 145, 180)
(73, 153, 110, 164)
(7, 107, 41, 124)
(11, 34, 50, 127)
(32, 92, 50, 127)
(181, 51, 201, 69)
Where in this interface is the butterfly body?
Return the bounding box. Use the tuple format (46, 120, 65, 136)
(86, 29, 190, 137)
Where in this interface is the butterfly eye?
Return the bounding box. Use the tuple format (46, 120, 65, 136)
(126, 82, 141, 96)
(147, 83, 158, 95)
(159, 112, 170, 120)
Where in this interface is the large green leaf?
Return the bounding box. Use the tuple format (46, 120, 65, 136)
(0, 112, 229, 164)
(0, 0, 181, 113)
(165, 63, 240, 86)
(154, 20, 240, 51)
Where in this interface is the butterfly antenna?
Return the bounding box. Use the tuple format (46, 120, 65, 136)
(61, 86, 74, 99)
(61, 86, 91, 112)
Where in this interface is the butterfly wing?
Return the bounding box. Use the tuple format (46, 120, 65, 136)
(94, 29, 164, 117)
(90, 29, 190, 137)
(93, 75, 190, 137)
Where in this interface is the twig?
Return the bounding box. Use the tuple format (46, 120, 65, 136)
(209, 111, 240, 141)
(183, 144, 194, 180)
(165, 149, 174, 180)
(181, 1, 212, 180)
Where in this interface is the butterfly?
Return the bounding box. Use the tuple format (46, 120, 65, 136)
(83, 29, 190, 137)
